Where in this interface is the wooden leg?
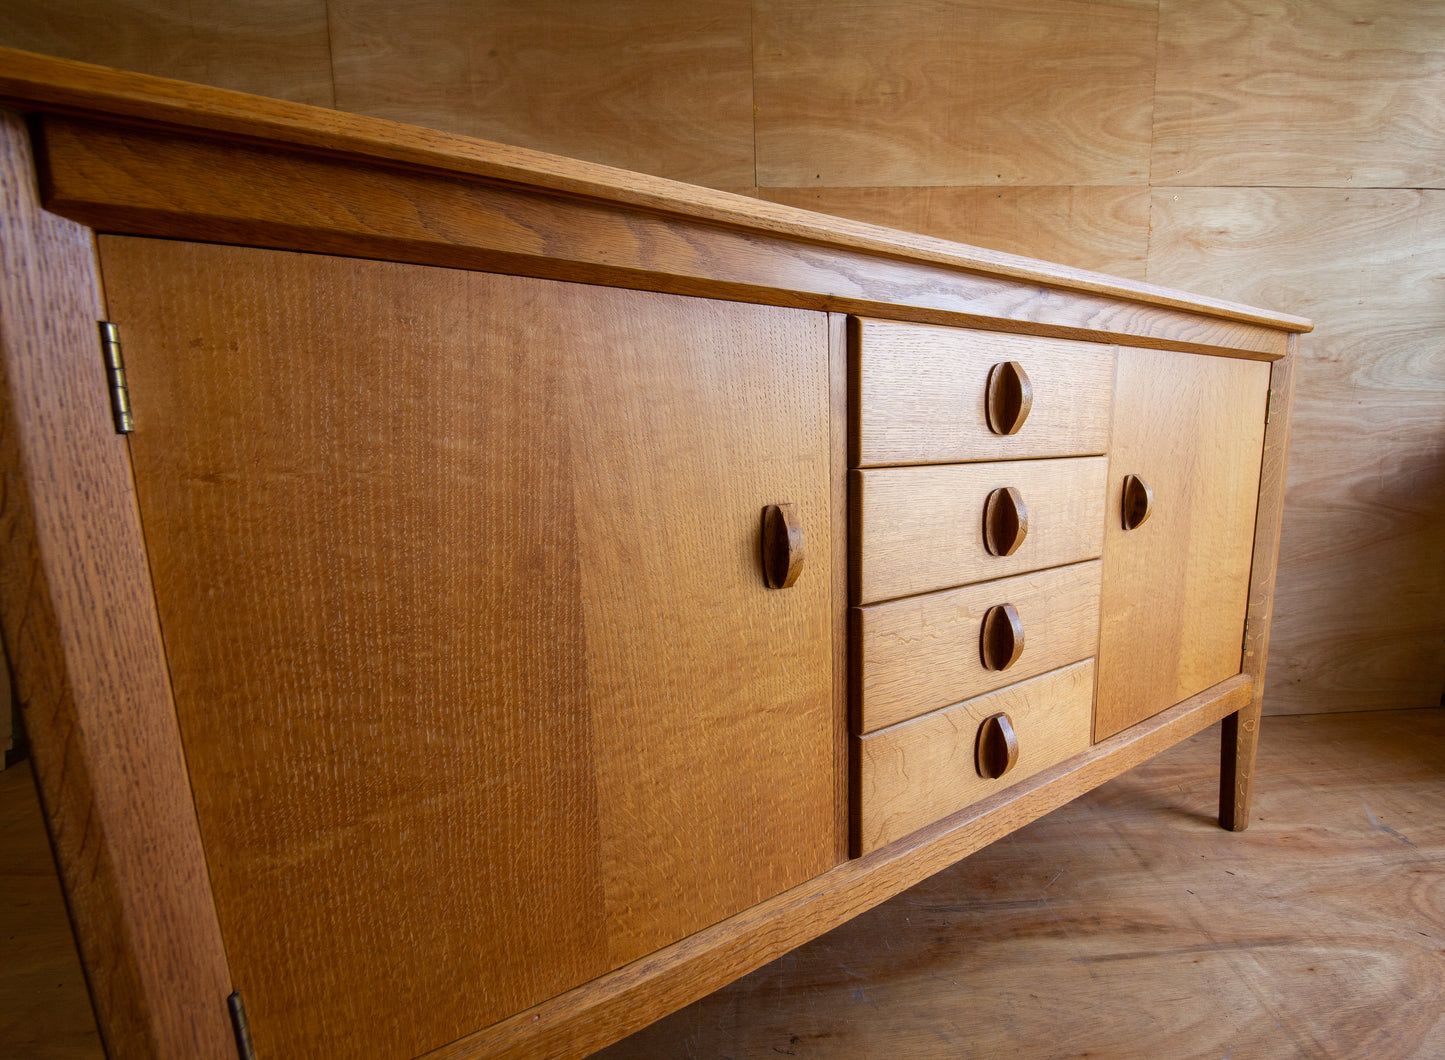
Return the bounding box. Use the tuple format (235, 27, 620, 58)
(1219, 701, 1262, 831)
(1222, 342, 1296, 834)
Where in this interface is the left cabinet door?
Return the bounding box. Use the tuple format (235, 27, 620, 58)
(99, 238, 838, 1059)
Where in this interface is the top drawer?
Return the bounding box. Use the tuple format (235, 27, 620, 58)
(852, 318, 1114, 467)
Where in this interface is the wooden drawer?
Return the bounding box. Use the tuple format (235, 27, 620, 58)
(852, 457, 1108, 604)
(854, 660, 1095, 855)
(852, 317, 1113, 467)
(854, 561, 1101, 733)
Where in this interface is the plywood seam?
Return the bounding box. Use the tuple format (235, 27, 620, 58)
(320, 0, 339, 112)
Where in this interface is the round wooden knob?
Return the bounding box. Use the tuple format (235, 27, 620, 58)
(761, 503, 804, 588)
(976, 712, 1020, 780)
(1121, 474, 1154, 531)
(980, 603, 1025, 671)
(985, 360, 1033, 435)
(982, 486, 1028, 556)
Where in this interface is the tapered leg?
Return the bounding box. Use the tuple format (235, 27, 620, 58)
(1219, 703, 1262, 830)
(1221, 342, 1296, 833)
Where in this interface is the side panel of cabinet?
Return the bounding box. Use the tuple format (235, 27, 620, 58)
(1095, 347, 1270, 740)
(98, 238, 836, 1060)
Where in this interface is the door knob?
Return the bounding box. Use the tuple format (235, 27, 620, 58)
(985, 360, 1033, 435)
(983, 486, 1028, 556)
(980, 603, 1025, 671)
(976, 712, 1020, 779)
(1121, 474, 1153, 531)
(761, 503, 804, 588)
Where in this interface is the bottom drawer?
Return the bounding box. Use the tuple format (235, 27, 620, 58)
(854, 660, 1094, 855)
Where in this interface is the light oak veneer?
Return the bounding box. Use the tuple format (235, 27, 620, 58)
(853, 457, 1108, 604)
(856, 661, 1096, 854)
(102, 237, 836, 1059)
(852, 317, 1113, 467)
(1095, 347, 1271, 740)
(854, 561, 1102, 733)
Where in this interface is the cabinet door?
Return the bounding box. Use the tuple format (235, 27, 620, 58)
(1095, 347, 1270, 740)
(100, 238, 837, 1059)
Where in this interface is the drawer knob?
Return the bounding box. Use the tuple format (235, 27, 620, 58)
(761, 503, 805, 588)
(976, 712, 1020, 780)
(980, 603, 1025, 671)
(1121, 474, 1154, 531)
(983, 486, 1028, 556)
(985, 360, 1033, 435)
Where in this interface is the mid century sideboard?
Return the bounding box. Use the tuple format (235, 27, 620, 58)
(0, 47, 1310, 1059)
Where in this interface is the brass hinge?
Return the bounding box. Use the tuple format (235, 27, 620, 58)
(228, 991, 256, 1060)
(1265, 388, 1272, 426)
(1242, 618, 1252, 654)
(98, 321, 133, 434)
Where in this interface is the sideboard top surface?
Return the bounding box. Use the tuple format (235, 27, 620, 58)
(0, 45, 1311, 356)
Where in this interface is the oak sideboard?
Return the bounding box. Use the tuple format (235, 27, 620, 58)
(0, 46, 1311, 1060)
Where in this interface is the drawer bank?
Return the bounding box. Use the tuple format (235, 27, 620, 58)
(0, 47, 1311, 1060)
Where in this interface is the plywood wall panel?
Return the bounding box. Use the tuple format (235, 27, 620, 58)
(0, 4, 1423, 726)
(754, 0, 1157, 187)
(0, 0, 333, 106)
(756, 186, 1150, 279)
(1153, 0, 1445, 188)
(1148, 187, 1445, 715)
(327, 0, 754, 187)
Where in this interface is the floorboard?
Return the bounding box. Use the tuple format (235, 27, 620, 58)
(598, 708, 1445, 1058)
(3, 709, 1442, 1058)
(0, 763, 100, 1058)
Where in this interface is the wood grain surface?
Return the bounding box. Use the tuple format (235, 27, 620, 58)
(829, 313, 851, 860)
(1, 648, 10, 763)
(754, 0, 1157, 186)
(852, 317, 1114, 466)
(853, 457, 1108, 605)
(1095, 347, 1270, 740)
(28, 115, 1297, 363)
(426, 675, 1249, 1059)
(328, 0, 754, 186)
(0, 48, 1308, 337)
(100, 238, 836, 1058)
(1153, 0, 1445, 188)
(1148, 188, 1445, 715)
(756, 186, 1152, 280)
(601, 706, 1445, 1058)
(2, 0, 1411, 736)
(855, 561, 1102, 733)
(0, 0, 332, 105)
(15, 705, 1443, 1060)
(1223, 341, 1298, 829)
(0, 762, 102, 1057)
(855, 661, 1096, 854)
(0, 112, 234, 1060)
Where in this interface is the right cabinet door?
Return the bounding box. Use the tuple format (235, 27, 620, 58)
(1095, 347, 1271, 740)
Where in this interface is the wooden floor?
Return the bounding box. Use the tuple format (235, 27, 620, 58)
(0, 757, 100, 1058)
(4, 708, 1443, 1059)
